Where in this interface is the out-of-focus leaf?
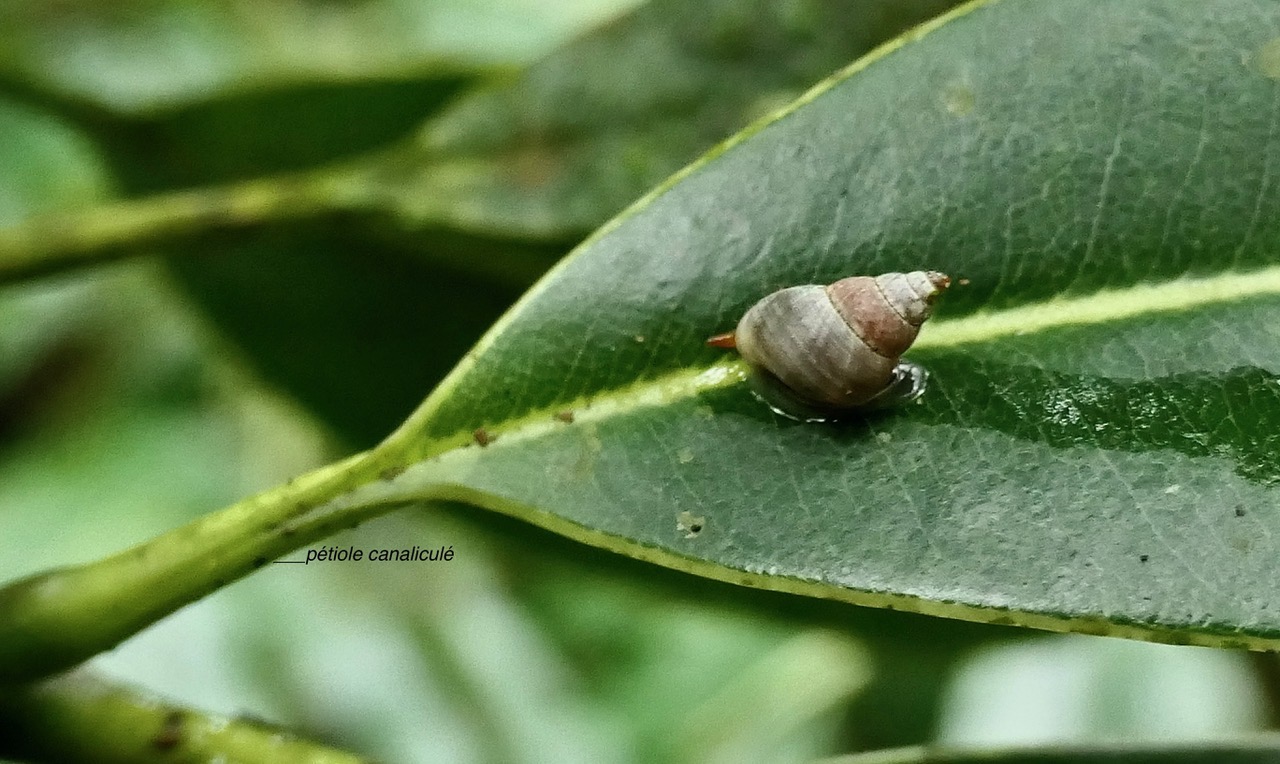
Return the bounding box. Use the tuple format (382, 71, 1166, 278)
(936, 637, 1264, 746)
(0, 98, 110, 226)
(108, 79, 468, 189)
(0, 0, 641, 115)
(381, 0, 962, 239)
(0, 96, 114, 415)
(167, 222, 534, 447)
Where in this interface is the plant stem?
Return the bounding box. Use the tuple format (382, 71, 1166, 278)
(0, 167, 364, 283)
(0, 670, 370, 763)
(0, 449, 407, 683)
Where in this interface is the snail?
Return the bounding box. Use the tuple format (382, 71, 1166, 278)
(707, 271, 950, 415)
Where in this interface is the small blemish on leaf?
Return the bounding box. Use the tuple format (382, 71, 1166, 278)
(379, 465, 407, 481)
(1249, 36, 1280, 80)
(1163, 484, 1181, 495)
(677, 447, 695, 464)
(473, 428, 495, 447)
(1235, 507, 1247, 517)
(554, 410, 575, 424)
(1139, 554, 1149, 563)
(875, 432, 892, 444)
(677, 511, 705, 539)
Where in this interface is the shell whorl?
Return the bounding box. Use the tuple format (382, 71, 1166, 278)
(826, 271, 949, 358)
(732, 271, 949, 409)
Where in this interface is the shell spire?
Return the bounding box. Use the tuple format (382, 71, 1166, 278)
(825, 271, 949, 359)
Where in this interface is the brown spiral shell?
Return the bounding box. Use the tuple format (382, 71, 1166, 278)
(716, 271, 950, 410)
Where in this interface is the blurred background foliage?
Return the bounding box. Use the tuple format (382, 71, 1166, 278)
(0, 0, 1271, 761)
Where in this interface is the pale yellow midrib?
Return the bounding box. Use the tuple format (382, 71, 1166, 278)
(420, 265, 1280, 459)
(917, 266, 1280, 349)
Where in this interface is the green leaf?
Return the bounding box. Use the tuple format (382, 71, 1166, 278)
(825, 742, 1280, 764)
(364, 0, 1280, 649)
(169, 224, 534, 446)
(936, 636, 1264, 743)
(0, 96, 115, 402)
(0, 98, 111, 226)
(0, 0, 638, 115)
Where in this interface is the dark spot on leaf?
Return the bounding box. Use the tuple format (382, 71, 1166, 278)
(677, 511, 705, 538)
(252, 556, 267, 569)
(554, 410, 575, 424)
(379, 465, 407, 481)
(1139, 554, 1149, 562)
(473, 428, 495, 447)
(1235, 507, 1247, 517)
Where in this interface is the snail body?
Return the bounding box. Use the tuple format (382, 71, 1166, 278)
(709, 271, 950, 412)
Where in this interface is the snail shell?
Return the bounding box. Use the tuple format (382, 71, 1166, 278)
(710, 271, 950, 411)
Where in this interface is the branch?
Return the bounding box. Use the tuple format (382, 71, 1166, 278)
(0, 449, 413, 683)
(0, 670, 370, 763)
(0, 166, 370, 283)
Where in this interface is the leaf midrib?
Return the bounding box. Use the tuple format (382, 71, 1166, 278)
(400, 264, 1280, 465)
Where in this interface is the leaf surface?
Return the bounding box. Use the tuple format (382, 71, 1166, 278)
(0, 0, 636, 114)
(369, 0, 1280, 647)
